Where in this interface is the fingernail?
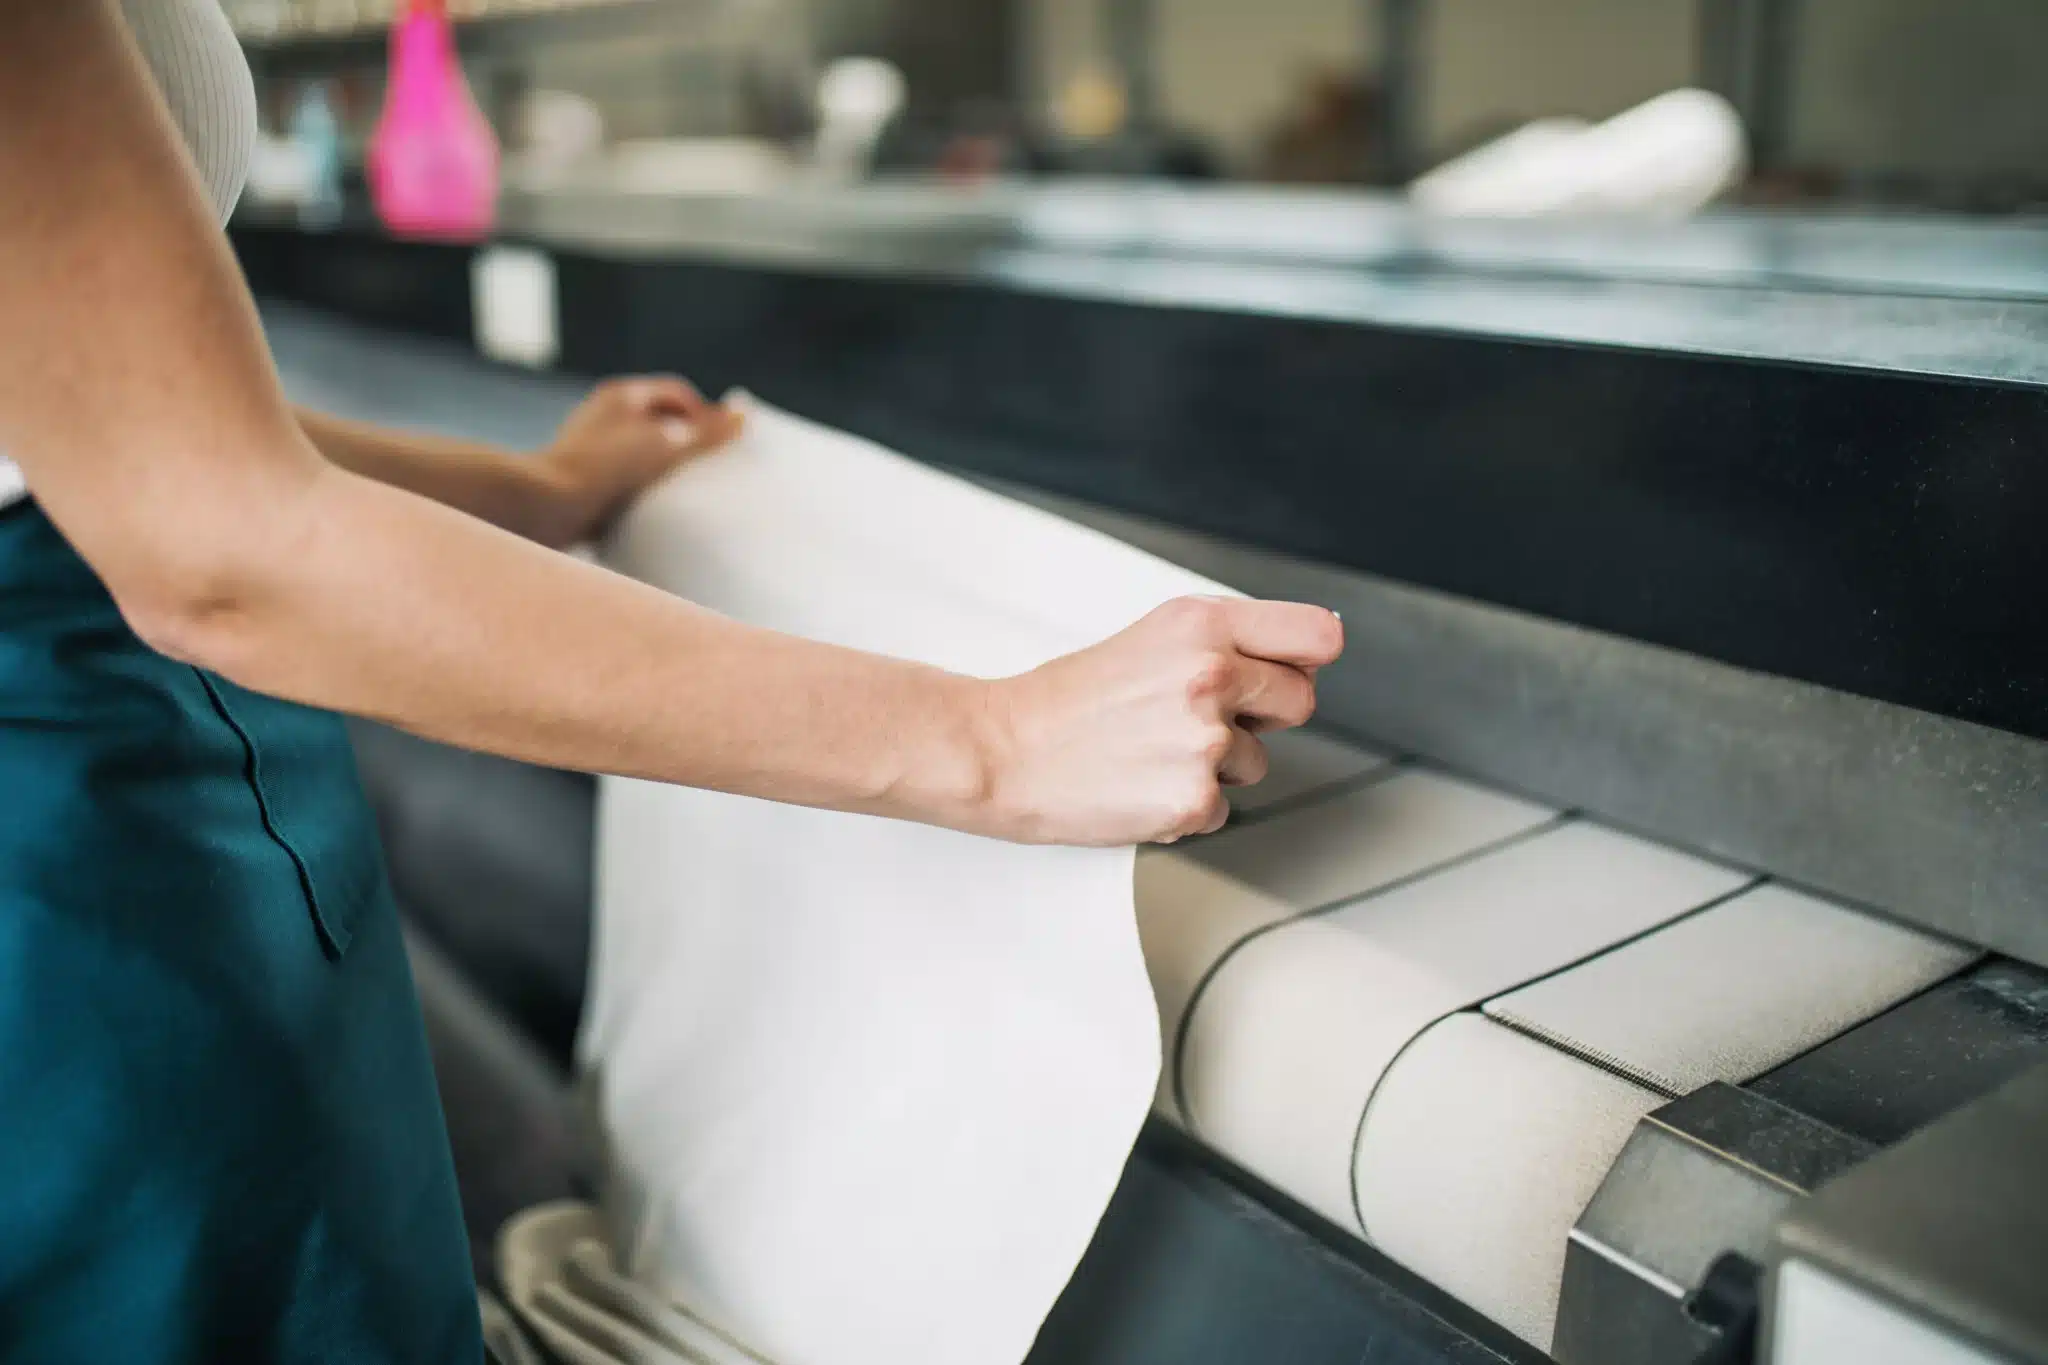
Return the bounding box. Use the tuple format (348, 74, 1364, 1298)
(661, 417, 693, 445)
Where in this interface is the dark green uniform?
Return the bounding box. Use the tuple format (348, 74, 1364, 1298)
(0, 500, 482, 1363)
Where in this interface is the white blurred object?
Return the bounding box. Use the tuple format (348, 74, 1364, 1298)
(1570, 89, 1750, 216)
(1412, 89, 1747, 219)
(812, 57, 906, 183)
(1408, 118, 1590, 218)
(517, 90, 606, 176)
(472, 246, 560, 370)
(606, 138, 793, 196)
(243, 131, 317, 207)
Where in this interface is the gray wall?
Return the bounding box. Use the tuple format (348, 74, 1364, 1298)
(1023, 0, 2048, 187)
(1789, 0, 2048, 187)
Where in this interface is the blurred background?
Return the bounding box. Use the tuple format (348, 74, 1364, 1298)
(230, 0, 2048, 223)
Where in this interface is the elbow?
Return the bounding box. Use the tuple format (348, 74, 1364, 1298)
(120, 583, 238, 673)
(116, 568, 254, 675)
(52, 432, 329, 682)
(109, 536, 282, 681)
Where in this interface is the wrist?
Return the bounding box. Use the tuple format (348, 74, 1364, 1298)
(524, 450, 602, 549)
(900, 671, 1015, 838)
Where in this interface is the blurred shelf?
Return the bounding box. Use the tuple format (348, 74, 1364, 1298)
(233, 180, 2048, 390)
(236, 0, 691, 71)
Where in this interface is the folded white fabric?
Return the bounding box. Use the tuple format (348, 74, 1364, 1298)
(583, 401, 1230, 1365)
(501, 1201, 768, 1365)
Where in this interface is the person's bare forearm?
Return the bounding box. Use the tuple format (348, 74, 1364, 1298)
(294, 407, 572, 546)
(190, 452, 993, 821)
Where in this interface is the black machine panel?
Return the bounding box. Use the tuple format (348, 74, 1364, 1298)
(232, 222, 2048, 744)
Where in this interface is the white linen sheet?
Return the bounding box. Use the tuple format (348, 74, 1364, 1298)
(579, 400, 1230, 1365)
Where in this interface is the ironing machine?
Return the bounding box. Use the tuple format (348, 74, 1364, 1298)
(241, 184, 2048, 1365)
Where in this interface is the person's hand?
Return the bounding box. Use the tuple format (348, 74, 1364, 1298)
(976, 596, 1343, 846)
(535, 376, 744, 546)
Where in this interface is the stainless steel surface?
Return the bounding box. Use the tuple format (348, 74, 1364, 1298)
(1560, 968, 2048, 1365)
(1748, 960, 2048, 1149)
(486, 181, 2048, 299)
(1767, 1061, 2048, 1365)
(1556, 1083, 1872, 1365)
(998, 485, 2048, 969)
(474, 181, 2048, 385)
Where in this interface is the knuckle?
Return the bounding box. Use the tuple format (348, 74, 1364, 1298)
(1183, 652, 1234, 705)
(1157, 595, 1223, 638)
(1282, 676, 1317, 726)
(1173, 778, 1220, 830)
(1239, 737, 1271, 784)
(1196, 724, 1235, 767)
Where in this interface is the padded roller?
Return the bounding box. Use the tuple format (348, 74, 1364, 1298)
(1134, 853, 1294, 1122)
(1178, 820, 1748, 1226)
(1138, 724, 1384, 1091)
(1353, 1014, 1661, 1352)
(1227, 727, 1388, 815)
(1183, 768, 1553, 911)
(1485, 882, 1979, 1095)
(1138, 766, 1557, 1127)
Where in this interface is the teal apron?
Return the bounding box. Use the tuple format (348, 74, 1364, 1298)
(0, 501, 482, 1363)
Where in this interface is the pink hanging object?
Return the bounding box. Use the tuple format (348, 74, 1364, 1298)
(367, 0, 499, 241)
